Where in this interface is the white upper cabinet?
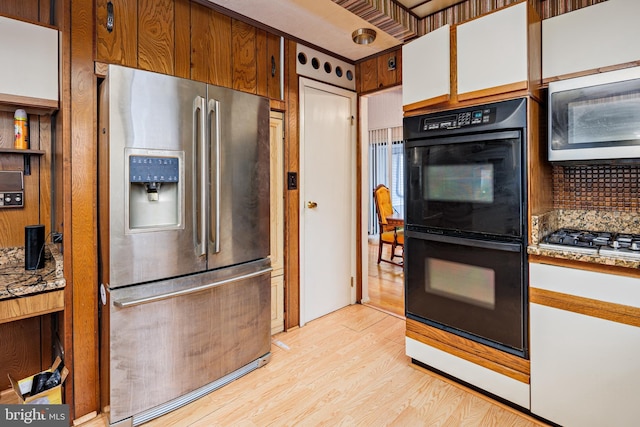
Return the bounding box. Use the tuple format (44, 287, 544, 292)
(543, 0, 640, 80)
(402, 1, 539, 110)
(456, 2, 528, 98)
(0, 16, 59, 106)
(402, 24, 450, 108)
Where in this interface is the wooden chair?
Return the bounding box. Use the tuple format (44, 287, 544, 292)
(373, 184, 404, 266)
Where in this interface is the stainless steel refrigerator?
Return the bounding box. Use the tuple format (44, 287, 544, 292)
(98, 64, 271, 427)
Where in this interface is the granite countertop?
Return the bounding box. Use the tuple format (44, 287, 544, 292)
(528, 209, 640, 270)
(0, 244, 65, 301)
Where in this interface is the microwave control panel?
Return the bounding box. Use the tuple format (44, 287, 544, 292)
(421, 107, 496, 131)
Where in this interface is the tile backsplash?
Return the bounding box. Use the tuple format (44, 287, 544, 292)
(553, 164, 640, 212)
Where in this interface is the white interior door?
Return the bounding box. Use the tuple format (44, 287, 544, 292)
(300, 77, 356, 325)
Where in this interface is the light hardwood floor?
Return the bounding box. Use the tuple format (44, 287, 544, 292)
(366, 240, 405, 317)
(79, 304, 546, 427)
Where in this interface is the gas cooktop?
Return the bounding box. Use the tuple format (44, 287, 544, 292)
(539, 228, 640, 260)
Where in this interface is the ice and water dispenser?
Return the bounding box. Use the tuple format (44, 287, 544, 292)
(127, 152, 183, 230)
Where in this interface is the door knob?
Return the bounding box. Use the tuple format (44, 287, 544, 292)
(307, 201, 318, 209)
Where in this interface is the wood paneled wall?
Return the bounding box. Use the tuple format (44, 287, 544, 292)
(0, 114, 51, 247)
(96, 0, 281, 99)
(0, 0, 52, 24)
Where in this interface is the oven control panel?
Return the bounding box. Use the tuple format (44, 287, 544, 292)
(421, 107, 496, 131)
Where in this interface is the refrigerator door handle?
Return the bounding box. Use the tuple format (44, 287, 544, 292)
(209, 98, 221, 254)
(112, 267, 273, 308)
(194, 95, 207, 257)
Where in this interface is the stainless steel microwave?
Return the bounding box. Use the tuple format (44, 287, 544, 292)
(549, 66, 640, 162)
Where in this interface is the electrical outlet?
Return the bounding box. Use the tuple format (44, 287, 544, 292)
(52, 232, 63, 244)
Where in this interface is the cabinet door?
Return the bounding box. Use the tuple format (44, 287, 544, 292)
(0, 16, 59, 103)
(543, 0, 640, 80)
(530, 263, 640, 427)
(359, 57, 378, 93)
(402, 24, 450, 108)
(530, 304, 640, 427)
(96, 0, 137, 67)
(376, 50, 400, 89)
(456, 2, 527, 99)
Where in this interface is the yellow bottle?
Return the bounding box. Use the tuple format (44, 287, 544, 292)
(14, 109, 29, 149)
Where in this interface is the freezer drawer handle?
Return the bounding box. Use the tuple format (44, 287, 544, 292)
(112, 267, 272, 308)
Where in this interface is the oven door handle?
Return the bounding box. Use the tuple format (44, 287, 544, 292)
(406, 230, 521, 252)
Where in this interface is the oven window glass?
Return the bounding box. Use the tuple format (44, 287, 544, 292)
(425, 164, 494, 203)
(405, 235, 525, 354)
(426, 258, 495, 309)
(406, 134, 522, 238)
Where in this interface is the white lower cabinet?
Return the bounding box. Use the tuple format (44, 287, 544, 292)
(529, 263, 640, 427)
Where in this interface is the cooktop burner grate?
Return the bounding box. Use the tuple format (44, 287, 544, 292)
(540, 228, 640, 259)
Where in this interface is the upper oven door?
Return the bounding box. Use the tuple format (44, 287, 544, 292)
(405, 130, 524, 239)
(549, 67, 640, 162)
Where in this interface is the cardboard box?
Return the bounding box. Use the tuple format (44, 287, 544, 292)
(8, 356, 69, 404)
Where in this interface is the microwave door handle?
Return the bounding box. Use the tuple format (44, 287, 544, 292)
(194, 95, 207, 257)
(209, 98, 221, 254)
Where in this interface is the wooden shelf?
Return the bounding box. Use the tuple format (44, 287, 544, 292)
(0, 93, 58, 116)
(0, 148, 45, 175)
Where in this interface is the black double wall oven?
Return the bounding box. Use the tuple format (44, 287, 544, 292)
(404, 97, 528, 358)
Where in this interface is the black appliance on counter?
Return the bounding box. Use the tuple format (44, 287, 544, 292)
(403, 97, 528, 358)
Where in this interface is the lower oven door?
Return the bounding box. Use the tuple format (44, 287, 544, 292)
(405, 230, 527, 357)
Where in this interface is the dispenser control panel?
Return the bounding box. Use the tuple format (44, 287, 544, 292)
(129, 156, 179, 183)
(0, 171, 24, 208)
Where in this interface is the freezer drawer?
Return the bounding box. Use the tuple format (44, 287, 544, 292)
(102, 259, 271, 425)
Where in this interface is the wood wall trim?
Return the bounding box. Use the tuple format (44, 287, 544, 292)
(284, 39, 300, 329)
(457, 81, 528, 102)
(0, 93, 58, 113)
(70, 0, 100, 419)
(542, 60, 640, 88)
(406, 319, 530, 384)
(529, 254, 640, 279)
(530, 287, 640, 328)
(403, 92, 531, 118)
(526, 98, 553, 242)
(57, 0, 74, 417)
(402, 94, 450, 113)
(270, 99, 286, 111)
(0, 290, 64, 324)
(526, 0, 542, 101)
(0, 11, 58, 29)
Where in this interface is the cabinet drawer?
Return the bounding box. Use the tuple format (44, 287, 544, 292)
(529, 263, 640, 308)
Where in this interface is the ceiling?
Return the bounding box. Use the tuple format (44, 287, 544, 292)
(399, 0, 465, 18)
(206, 0, 464, 62)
